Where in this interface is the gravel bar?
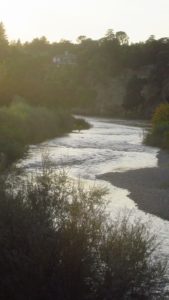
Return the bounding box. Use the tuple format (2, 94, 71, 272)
(97, 150, 169, 221)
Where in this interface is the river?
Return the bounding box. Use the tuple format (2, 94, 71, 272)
(21, 116, 169, 262)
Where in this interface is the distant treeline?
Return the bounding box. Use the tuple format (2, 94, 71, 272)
(0, 23, 169, 116)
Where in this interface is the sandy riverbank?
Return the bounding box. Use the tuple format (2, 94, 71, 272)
(97, 150, 169, 221)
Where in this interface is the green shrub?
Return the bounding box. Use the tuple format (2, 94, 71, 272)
(145, 103, 169, 149)
(74, 117, 91, 131)
(152, 103, 169, 127)
(0, 98, 81, 165)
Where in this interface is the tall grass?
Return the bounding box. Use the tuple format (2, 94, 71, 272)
(0, 161, 166, 299)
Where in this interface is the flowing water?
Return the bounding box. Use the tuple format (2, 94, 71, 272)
(21, 117, 169, 262)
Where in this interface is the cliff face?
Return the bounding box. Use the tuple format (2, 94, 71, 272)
(91, 65, 169, 118)
(141, 65, 169, 117)
(94, 76, 127, 115)
(162, 79, 169, 103)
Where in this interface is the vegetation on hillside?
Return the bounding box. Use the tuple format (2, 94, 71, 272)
(0, 23, 169, 118)
(0, 162, 166, 300)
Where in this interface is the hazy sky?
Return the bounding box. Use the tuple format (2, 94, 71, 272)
(1, 0, 169, 43)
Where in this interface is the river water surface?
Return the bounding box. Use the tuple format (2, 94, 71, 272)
(21, 117, 169, 262)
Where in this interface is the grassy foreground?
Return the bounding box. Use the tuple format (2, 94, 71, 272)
(0, 159, 167, 300)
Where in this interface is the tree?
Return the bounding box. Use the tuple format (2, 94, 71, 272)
(146, 35, 156, 43)
(105, 29, 115, 41)
(0, 22, 8, 46)
(0, 22, 8, 60)
(76, 35, 87, 44)
(116, 31, 129, 45)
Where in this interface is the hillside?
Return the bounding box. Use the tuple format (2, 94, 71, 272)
(0, 24, 169, 118)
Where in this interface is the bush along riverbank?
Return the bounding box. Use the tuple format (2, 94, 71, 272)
(0, 161, 167, 300)
(145, 103, 169, 149)
(0, 98, 90, 167)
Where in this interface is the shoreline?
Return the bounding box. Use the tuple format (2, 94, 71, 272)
(97, 150, 169, 221)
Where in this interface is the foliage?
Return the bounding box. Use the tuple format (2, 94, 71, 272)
(145, 103, 169, 149)
(152, 103, 169, 127)
(73, 117, 91, 131)
(0, 98, 81, 165)
(0, 163, 166, 299)
(0, 23, 168, 117)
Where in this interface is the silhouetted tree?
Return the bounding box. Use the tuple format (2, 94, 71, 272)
(116, 31, 129, 45)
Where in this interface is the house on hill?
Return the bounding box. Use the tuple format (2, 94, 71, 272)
(53, 51, 76, 66)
